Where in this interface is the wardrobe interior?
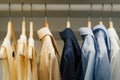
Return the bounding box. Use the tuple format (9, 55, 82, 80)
(0, 0, 120, 79)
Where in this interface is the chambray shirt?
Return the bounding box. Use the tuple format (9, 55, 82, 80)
(79, 27, 96, 80)
(108, 27, 120, 80)
(93, 24, 111, 80)
(60, 28, 82, 80)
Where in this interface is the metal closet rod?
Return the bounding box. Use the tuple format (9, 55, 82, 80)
(0, 3, 120, 12)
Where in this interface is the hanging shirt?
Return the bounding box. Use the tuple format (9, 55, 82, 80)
(28, 38, 38, 80)
(17, 34, 27, 80)
(79, 27, 96, 80)
(108, 27, 120, 80)
(1, 38, 18, 80)
(93, 24, 111, 80)
(37, 27, 61, 80)
(60, 28, 82, 80)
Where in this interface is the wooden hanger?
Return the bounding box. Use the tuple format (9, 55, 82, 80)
(88, 20, 91, 28)
(67, 20, 70, 28)
(22, 18, 26, 35)
(109, 20, 113, 28)
(44, 21, 49, 27)
(30, 21, 33, 38)
(99, 20, 103, 25)
(87, 17, 91, 28)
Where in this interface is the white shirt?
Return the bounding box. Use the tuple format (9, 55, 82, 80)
(108, 27, 120, 80)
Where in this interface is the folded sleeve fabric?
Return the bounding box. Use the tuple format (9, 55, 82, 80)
(37, 27, 61, 80)
(93, 24, 111, 80)
(108, 27, 120, 80)
(79, 27, 96, 80)
(60, 28, 82, 80)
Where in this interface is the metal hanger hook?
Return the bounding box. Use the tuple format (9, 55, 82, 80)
(67, 3, 71, 21)
(22, 3, 25, 20)
(45, 3, 47, 22)
(100, 3, 104, 21)
(30, 3, 33, 20)
(88, 3, 92, 21)
(110, 3, 113, 21)
(9, 3, 12, 20)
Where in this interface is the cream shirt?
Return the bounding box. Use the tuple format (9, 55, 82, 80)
(37, 27, 61, 80)
(28, 38, 38, 80)
(1, 38, 18, 80)
(17, 34, 27, 80)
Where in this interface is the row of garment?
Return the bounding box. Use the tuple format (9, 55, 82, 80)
(0, 19, 119, 80)
(0, 20, 38, 80)
(60, 20, 120, 80)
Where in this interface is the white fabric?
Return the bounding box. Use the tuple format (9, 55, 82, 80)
(28, 38, 34, 59)
(108, 27, 120, 80)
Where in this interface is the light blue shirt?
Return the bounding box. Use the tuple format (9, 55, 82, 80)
(79, 27, 96, 80)
(93, 24, 111, 80)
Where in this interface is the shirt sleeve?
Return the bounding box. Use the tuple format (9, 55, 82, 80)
(82, 35, 96, 80)
(47, 43, 61, 80)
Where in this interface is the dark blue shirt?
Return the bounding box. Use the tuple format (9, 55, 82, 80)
(60, 28, 82, 80)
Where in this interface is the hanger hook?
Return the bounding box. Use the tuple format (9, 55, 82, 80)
(45, 3, 47, 22)
(30, 3, 32, 20)
(88, 3, 92, 21)
(68, 3, 70, 21)
(100, 3, 104, 21)
(9, 3, 12, 20)
(110, 3, 113, 21)
(22, 3, 25, 20)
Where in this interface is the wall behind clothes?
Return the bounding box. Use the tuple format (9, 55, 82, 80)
(0, 17, 120, 79)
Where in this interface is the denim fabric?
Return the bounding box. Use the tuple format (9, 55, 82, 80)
(93, 24, 111, 80)
(79, 27, 96, 80)
(60, 28, 82, 80)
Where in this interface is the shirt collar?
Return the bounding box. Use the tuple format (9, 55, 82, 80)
(37, 27, 61, 59)
(108, 27, 120, 41)
(37, 27, 53, 40)
(60, 28, 76, 41)
(93, 24, 108, 33)
(60, 28, 81, 56)
(2, 38, 11, 47)
(79, 27, 94, 36)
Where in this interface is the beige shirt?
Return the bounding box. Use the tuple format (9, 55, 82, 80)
(28, 38, 38, 80)
(37, 27, 61, 80)
(17, 34, 27, 80)
(1, 38, 18, 80)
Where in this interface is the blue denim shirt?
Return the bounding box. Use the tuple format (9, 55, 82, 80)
(93, 24, 111, 80)
(60, 28, 82, 80)
(79, 27, 96, 80)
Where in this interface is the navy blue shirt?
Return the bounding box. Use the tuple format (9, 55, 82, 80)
(60, 28, 82, 80)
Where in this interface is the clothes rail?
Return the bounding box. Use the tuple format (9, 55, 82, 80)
(0, 4, 120, 17)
